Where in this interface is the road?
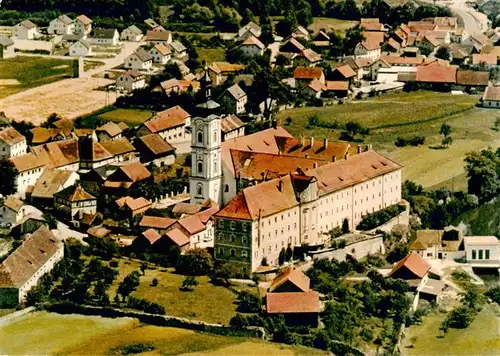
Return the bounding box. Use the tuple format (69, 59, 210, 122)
(0, 41, 143, 124)
(436, 0, 489, 35)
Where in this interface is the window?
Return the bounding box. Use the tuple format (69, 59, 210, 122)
(197, 161, 203, 174)
(197, 131, 203, 143)
(224, 184, 229, 192)
(218, 248, 224, 256)
(478, 250, 483, 260)
(485, 250, 490, 260)
(472, 250, 477, 259)
(241, 250, 248, 257)
(214, 160, 217, 174)
(214, 131, 217, 142)
(230, 221, 236, 230)
(242, 236, 247, 244)
(230, 249, 235, 257)
(196, 183, 203, 196)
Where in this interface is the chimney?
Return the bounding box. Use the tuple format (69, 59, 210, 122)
(345, 152, 349, 160)
(277, 178, 283, 192)
(300, 135, 305, 147)
(332, 155, 336, 162)
(313, 162, 318, 168)
(310, 137, 314, 147)
(323, 138, 328, 149)
(357, 145, 362, 154)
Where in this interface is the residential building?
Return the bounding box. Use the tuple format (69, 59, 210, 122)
(329, 64, 356, 83)
(150, 43, 171, 64)
(169, 40, 188, 60)
(136, 106, 191, 143)
(355, 40, 381, 61)
(208, 62, 246, 86)
(482, 86, 500, 108)
(456, 70, 489, 91)
(96, 122, 127, 141)
(116, 196, 152, 218)
(303, 78, 324, 98)
(292, 67, 325, 87)
(30, 127, 66, 145)
(135, 133, 176, 167)
(360, 18, 384, 32)
(13, 20, 37, 40)
(144, 18, 160, 30)
(219, 84, 247, 114)
(0, 36, 15, 59)
(160, 78, 193, 96)
(409, 228, 463, 260)
(138, 215, 176, 231)
(28, 169, 79, 204)
(220, 115, 245, 141)
(298, 48, 322, 67)
(0, 127, 27, 159)
(125, 48, 153, 70)
(88, 28, 119, 46)
(313, 31, 330, 48)
(291, 26, 309, 40)
(145, 30, 172, 45)
(69, 39, 92, 57)
(464, 236, 500, 265)
(324, 81, 349, 98)
(388, 253, 431, 291)
(74, 15, 92, 35)
(239, 35, 265, 57)
(238, 22, 262, 40)
(48, 15, 74, 35)
(280, 38, 305, 54)
(103, 161, 151, 193)
(99, 138, 137, 164)
(0, 226, 63, 307)
(121, 25, 143, 42)
(471, 53, 497, 66)
(54, 185, 97, 223)
(0, 196, 25, 226)
(463, 33, 490, 52)
(116, 69, 146, 92)
(10, 154, 45, 196)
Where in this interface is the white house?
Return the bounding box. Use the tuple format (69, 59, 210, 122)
(220, 84, 248, 114)
(116, 69, 146, 92)
(482, 86, 500, 108)
(150, 43, 171, 64)
(54, 185, 97, 223)
(0, 126, 27, 159)
(10, 153, 45, 197)
(0, 36, 15, 59)
(125, 48, 153, 70)
(48, 15, 74, 35)
(136, 105, 191, 144)
(238, 22, 261, 39)
(169, 40, 187, 60)
(464, 236, 500, 265)
(355, 40, 381, 61)
(0, 226, 64, 307)
(69, 39, 92, 57)
(12, 20, 37, 40)
(145, 30, 172, 45)
(239, 35, 265, 57)
(74, 14, 92, 35)
(89, 28, 119, 46)
(0, 196, 25, 226)
(121, 25, 143, 42)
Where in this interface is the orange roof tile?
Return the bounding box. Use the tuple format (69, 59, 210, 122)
(332, 64, 356, 79)
(119, 161, 151, 182)
(472, 54, 497, 65)
(293, 66, 324, 80)
(456, 70, 489, 86)
(241, 35, 265, 49)
(483, 86, 500, 101)
(11, 153, 45, 172)
(363, 31, 385, 44)
(142, 228, 161, 244)
(55, 185, 94, 202)
(274, 136, 358, 161)
(266, 292, 320, 313)
(139, 215, 176, 229)
(415, 65, 457, 83)
(143, 106, 190, 132)
(269, 267, 310, 293)
(208, 62, 245, 74)
(178, 215, 205, 235)
(0, 127, 25, 146)
(325, 81, 349, 91)
(307, 78, 325, 92)
(380, 55, 424, 66)
(137, 134, 175, 155)
(165, 228, 190, 247)
(389, 253, 431, 279)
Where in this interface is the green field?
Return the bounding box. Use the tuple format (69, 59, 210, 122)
(277, 92, 499, 190)
(110, 259, 247, 325)
(455, 199, 500, 237)
(403, 305, 500, 355)
(1, 311, 326, 356)
(309, 17, 359, 35)
(99, 108, 155, 126)
(0, 56, 74, 99)
(198, 48, 226, 64)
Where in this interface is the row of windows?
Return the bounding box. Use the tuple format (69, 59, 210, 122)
(218, 247, 248, 258)
(471, 249, 491, 260)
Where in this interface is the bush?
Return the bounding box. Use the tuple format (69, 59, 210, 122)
(395, 136, 425, 147)
(126, 296, 166, 315)
(237, 291, 262, 313)
(180, 276, 198, 291)
(151, 278, 159, 287)
(357, 204, 406, 231)
(485, 286, 500, 304)
(176, 248, 214, 276)
(109, 342, 155, 355)
(109, 260, 119, 268)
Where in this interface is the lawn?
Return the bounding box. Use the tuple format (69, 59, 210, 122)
(110, 259, 245, 325)
(403, 304, 500, 355)
(84, 60, 105, 71)
(1, 311, 327, 356)
(0, 56, 74, 99)
(99, 108, 155, 126)
(309, 17, 359, 35)
(277, 92, 499, 190)
(198, 48, 226, 64)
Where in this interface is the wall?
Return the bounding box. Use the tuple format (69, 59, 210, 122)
(367, 203, 409, 234)
(346, 236, 385, 259)
(309, 247, 346, 262)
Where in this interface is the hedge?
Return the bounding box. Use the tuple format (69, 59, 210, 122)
(357, 204, 406, 231)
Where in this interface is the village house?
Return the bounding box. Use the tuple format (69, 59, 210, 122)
(10, 154, 45, 197)
(0, 196, 25, 227)
(360, 18, 385, 32)
(27, 169, 79, 205)
(471, 53, 497, 67)
(280, 37, 305, 54)
(0, 127, 27, 159)
(220, 115, 245, 141)
(238, 22, 262, 41)
(30, 127, 66, 145)
(329, 64, 356, 84)
(312, 31, 330, 48)
(116, 196, 152, 218)
(355, 39, 381, 61)
(125, 48, 153, 70)
(74, 15, 92, 35)
(169, 40, 188, 60)
(239, 35, 265, 57)
(150, 43, 171, 64)
(291, 26, 310, 40)
(0, 36, 15, 59)
(208, 62, 246, 86)
(48, 15, 74, 35)
(69, 39, 92, 57)
(165, 213, 215, 250)
(463, 33, 490, 52)
(96, 122, 127, 141)
(410, 228, 464, 260)
(482, 86, 500, 108)
(324, 81, 349, 98)
(292, 67, 325, 87)
(54, 185, 97, 224)
(160, 78, 193, 96)
(136, 106, 191, 143)
(145, 30, 172, 45)
(116, 69, 146, 92)
(88, 28, 120, 46)
(121, 25, 143, 42)
(265, 267, 320, 326)
(135, 133, 176, 167)
(103, 161, 151, 193)
(13, 19, 37, 40)
(303, 78, 324, 98)
(455, 70, 490, 91)
(0, 226, 63, 307)
(219, 84, 248, 115)
(138, 215, 176, 232)
(99, 138, 137, 164)
(464, 236, 500, 265)
(297, 48, 322, 67)
(388, 253, 431, 292)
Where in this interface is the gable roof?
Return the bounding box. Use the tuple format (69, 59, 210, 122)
(380, 55, 424, 66)
(137, 133, 175, 155)
(30, 169, 75, 199)
(0, 127, 25, 146)
(307, 78, 325, 93)
(165, 228, 190, 247)
(99, 138, 136, 156)
(363, 31, 385, 44)
(139, 215, 176, 230)
(116, 196, 151, 211)
(124, 25, 142, 35)
(359, 39, 381, 51)
(0, 226, 61, 288)
(241, 35, 265, 49)
(19, 19, 36, 29)
(464, 236, 499, 246)
(332, 64, 356, 79)
(141, 228, 161, 244)
(221, 114, 245, 134)
(225, 84, 246, 100)
(117, 161, 151, 182)
(301, 48, 322, 63)
(208, 62, 245, 74)
(0, 35, 14, 47)
(281, 37, 305, 52)
(96, 122, 123, 138)
(178, 215, 206, 235)
(325, 81, 349, 91)
(169, 40, 186, 53)
(57, 15, 73, 25)
(172, 202, 202, 215)
(152, 43, 171, 56)
(360, 18, 382, 31)
(456, 70, 489, 86)
(3, 196, 23, 212)
(470, 33, 489, 46)
(31, 139, 81, 168)
(10, 153, 45, 173)
(266, 292, 320, 314)
(389, 253, 431, 279)
(269, 267, 310, 292)
(415, 65, 457, 83)
(472, 53, 497, 65)
(76, 14, 92, 25)
(143, 106, 190, 133)
(410, 230, 443, 250)
(55, 185, 94, 202)
(293, 66, 324, 80)
(483, 86, 500, 101)
(133, 48, 153, 62)
(121, 69, 144, 80)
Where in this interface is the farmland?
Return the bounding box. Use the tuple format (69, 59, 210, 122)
(277, 92, 499, 190)
(99, 108, 154, 126)
(198, 48, 226, 63)
(308, 17, 359, 35)
(0, 312, 326, 356)
(0, 56, 74, 99)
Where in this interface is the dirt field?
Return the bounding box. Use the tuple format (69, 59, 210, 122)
(0, 77, 115, 125)
(309, 17, 359, 35)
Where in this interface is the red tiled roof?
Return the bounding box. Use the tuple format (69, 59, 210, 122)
(363, 31, 385, 44)
(293, 66, 324, 80)
(389, 253, 431, 279)
(139, 215, 176, 229)
(415, 65, 457, 83)
(241, 35, 265, 49)
(483, 86, 500, 101)
(380, 55, 424, 66)
(138, 134, 175, 155)
(333, 64, 356, 79)
(142, 228, 161, 244)
(456, 70, 489, 86)
(119, 161, 151, 182)
(274, 136, 359, 162)
(143, 106, 190, 132)
(325, 81, 349, 91)
(178, 215, 206, 235)
(173, 202, 202, 215)
(165, 228, 190, 247)
(55, 185, 95, 202)
(0, 127, 25, 146)
(269, 267, 310, 293)
(472, 54, 497, 65)
(307, 78, 325, 92)
(266, 292, 320, 313)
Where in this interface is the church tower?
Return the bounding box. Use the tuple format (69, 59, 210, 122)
(189, 70, 222, 206)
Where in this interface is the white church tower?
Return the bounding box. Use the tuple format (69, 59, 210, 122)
(189, 70, 222, 206)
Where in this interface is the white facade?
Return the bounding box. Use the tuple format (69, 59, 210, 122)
(0, 138, 27, 160)
(13, 22, 37, 40)
(121, 28, 143, 42)
(355, 44, 381, 61)
(116, 73, 146, 92)
(190, 221, 214, 249)
(483, 99, 500, 108)
(88, 31, 119, 46)
(189, 115, 223, 206)
(464, 236, 500, 265)
(16, 167, 44, 198)
(150, 47, 171, 64)
(69, 41, 92, 57)
(240, 44, 263, 57)
(74, 19, 92, 35)
(48, 18, 74, 35)
(125, 52, 153, 70)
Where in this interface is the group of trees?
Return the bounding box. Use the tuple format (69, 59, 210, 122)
(306, 115, 370, 142)
(464, 147, 500, 204)
(441, 286, 485, 333)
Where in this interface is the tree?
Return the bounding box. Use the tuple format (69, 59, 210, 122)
(464, 148, 500, 203)
(441, 136, 453, 148)
(435, 46, 451, 60)
(180, 275, 198, 291)
(238, 290, 262, 313)
(343, 26, 365, 55)
(41, 113, 60, 128)
(278, 248, 286, 265)
(117, 271, 141, 301)
(241, 8, 255, 25)
(493, 117, 500, 131)
(176, 248, 214, 275)
(285, 245, 293, 262)
(151, 278, 159, 287)
(440, 123, 452, 139)
(42, 213, 58, 229)
(417, 42, 433, 56)
(140, 262, 147, 275)
(342, 218, 350, 234)
(0, 158, 18, 196)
